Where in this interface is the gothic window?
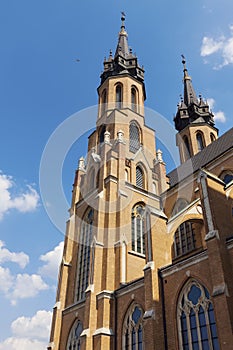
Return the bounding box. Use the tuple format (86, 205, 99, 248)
(131, 204, 145, 254)
(116, 84, 123, 109)
(131, 87, 137, 112)
(210, 133, 216, 143)
(99, 125, 106, 144)
(136, 166, 144, 189)
(125, 169, 129, 182)
(123, 304, 144, 350)
(196, 132, 205, 151)
(183, 136, 191, 158)
(129, 122, 140, 153)
(89, 168, 95, 190)
(177, 280, 220, 350)
(66, 320, 83, 350)
(174, 221, 195, 257)
(76, 208, 93, 301)
(101, 89, 107, 115)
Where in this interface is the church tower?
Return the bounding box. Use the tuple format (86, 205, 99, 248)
(48, 15, 169, 350)
(174, 57, 218, 163)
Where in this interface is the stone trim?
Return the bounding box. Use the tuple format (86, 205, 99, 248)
(205, 230, 219, 241)
(80, 328, 90, 337)
(212, 283, 229, 297)
(143, 261, 154, 271)
(160, 250, 208, 278)
(93, 327, 114, 336)
(143, 309, 155, 319)
(53, 301, 61, 310)
(96, 290, 114, 301)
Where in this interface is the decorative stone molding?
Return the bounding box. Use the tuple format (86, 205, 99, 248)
(78, 157, 86, 171)
(85, 284, 94, 293)
(96, 290, 114, 301)
(117, 129, 125, 143)
(80, 328, 90, 337)
(104, 130, 111, 144)
(93, 327, 114, 336)
(143, 309, 155, 319)
(53, 301, 61, 310)
(205, 230, 219, 241)
(143, 261, 154, 271)
(212, 283, 229, 297)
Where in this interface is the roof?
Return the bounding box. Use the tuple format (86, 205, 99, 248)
(167, 127, 233, 188)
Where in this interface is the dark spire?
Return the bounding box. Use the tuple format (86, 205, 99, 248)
(114, 13, 129, 58)
(174, 56, 216, 132)
(100, 14, 145, 88)
(182, 56, 198, 106)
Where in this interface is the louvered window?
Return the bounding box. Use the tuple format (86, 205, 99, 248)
(76, 209, 93, 301)
(196, 132, 204, 151)
(129, 123, 140, 153)
(136, 166, 144, 189)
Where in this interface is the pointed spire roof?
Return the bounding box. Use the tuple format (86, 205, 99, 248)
(182, 56, 198, 106)
(100, 13, 145, 90)
(115, 14, 129, 58)
(174, 56, 216, 132)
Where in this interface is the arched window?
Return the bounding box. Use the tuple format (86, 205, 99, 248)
(99, 125, 106, 144)
(129, 122, 140, 153)
(116, 84, 122, 109)
(131, 204, 145, 254)
(177, 280, 219, 350)
(131, 87, 137, 112)
(152, 182, 157, 195)
(196, 132, 204, 151)
(174, 221, 195, 257)
(89, 168, 95, 190)
(125, 169, 129, 182)
(66, 320, 83, 350)
(183, 136, 191, 158)
(101, 89, 107, 115)
(210, 133, 216, 142)
(123, 304, 144, 350)
(219, 170, 233, 185)
(136, 166, 144, 189)
(76, 208, 93, 301)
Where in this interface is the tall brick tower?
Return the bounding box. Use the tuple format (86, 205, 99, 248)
(48, 15, 169, 350)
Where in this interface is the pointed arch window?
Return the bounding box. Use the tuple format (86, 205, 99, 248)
(174, 221, 195, 257)
(183, 136, 191, 158)
(101, 89, 107, 115)
(123, 304, 144, 350)
(136, 166, 144, 189)
(116, 84, 123, 109)
(99, 125, 106, 144)
(196, 132, 204, 151)
(177, 280, 219, 350)
(131, 87, 137, 112)
(129, 122, 140, 153)
(76, 208, 93, 301)
(66, 320, 83, 350)
(131, 204, 145, 254)
(210, 133, 216, 143)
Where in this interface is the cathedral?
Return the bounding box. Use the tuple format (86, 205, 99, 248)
(48, 15, 233, 350)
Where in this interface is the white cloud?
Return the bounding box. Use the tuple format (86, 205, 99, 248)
(0, 172, 40, 220)
(11, 274, 49, 305)
(201, 36, 224, 56)
(0, 266, 14, 293)
(0, 310, 52, 350)
(0, 266, 48, 305)
(201, 25, 233, 68)
(0, 337, 47, 350)
(39, 242, 64, 280)
(0, 241, 29, 268)
(11, 310, 52, 340)
(207, 98, 226, 123)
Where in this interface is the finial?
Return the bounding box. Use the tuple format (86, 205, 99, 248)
(181, 54, 186, 67)
(121, 11, 126, 23)
(109, 49, 112, 57)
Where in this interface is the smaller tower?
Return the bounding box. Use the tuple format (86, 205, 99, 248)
(174, 56, 218, 163)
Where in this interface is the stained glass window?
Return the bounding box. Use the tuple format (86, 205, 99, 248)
(178, 280, 220, 350)
(123, 305, 144, 350)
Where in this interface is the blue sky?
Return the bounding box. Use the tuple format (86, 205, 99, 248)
(0, 1, 233, 348)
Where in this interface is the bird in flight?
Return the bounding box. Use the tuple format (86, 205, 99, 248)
(76, 59, 80, 62)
